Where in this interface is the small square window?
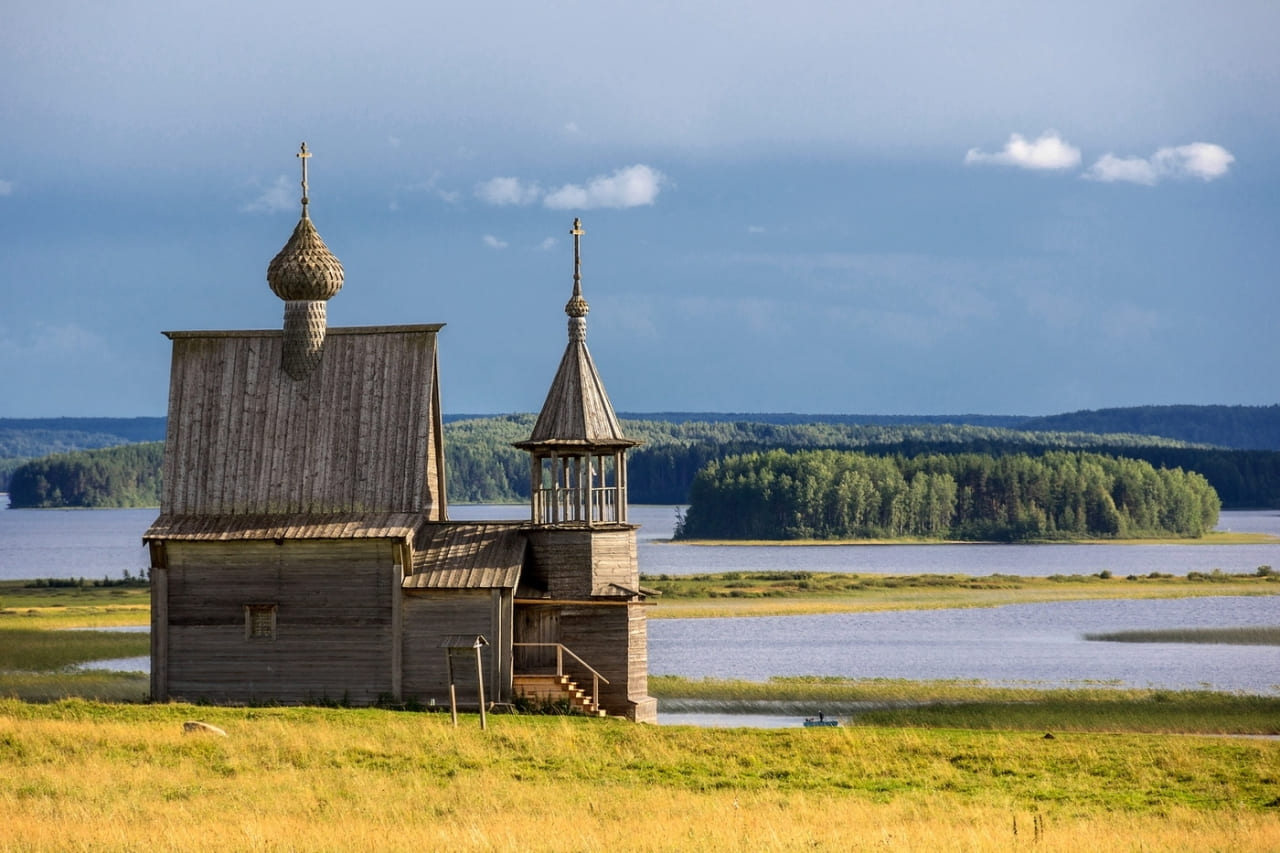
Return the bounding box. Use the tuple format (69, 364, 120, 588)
(244, 604, 277, 640)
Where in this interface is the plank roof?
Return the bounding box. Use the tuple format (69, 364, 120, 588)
(405, 522, 526, 590)
(143, 512, 422, 542)
(158, 324, 446, 518)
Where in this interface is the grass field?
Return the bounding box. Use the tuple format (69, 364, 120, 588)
(3, 577, 1280, 850)
(1, 699, 1277, 852)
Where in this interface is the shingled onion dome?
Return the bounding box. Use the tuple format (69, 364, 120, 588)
(267, 142, 345, 380)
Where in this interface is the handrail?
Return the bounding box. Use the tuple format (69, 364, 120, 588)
(513, 642, 610, 712)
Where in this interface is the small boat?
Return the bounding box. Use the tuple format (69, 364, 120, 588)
(803, 713, 838, 727)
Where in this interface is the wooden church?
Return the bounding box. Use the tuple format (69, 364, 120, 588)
(143, 145, 658, 721)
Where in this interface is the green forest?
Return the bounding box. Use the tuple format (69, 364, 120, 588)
(6, 443, 164, 509)
(5, 409, 1280, 510)
(675, 450, 1221, 541)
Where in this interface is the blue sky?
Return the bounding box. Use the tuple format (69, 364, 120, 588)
(2, 0, 1277, 418)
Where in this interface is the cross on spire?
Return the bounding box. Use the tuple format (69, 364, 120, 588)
(571, 217, 584, 300)
(297, 142, 312, 217)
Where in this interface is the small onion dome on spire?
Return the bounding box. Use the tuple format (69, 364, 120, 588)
(565, 217, 589, 341)
(267, 142, 344, 381)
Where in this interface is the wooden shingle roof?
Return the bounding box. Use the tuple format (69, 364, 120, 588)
(404, 522, 526, 590)
(143, 512, 423, 542)
(515, 335, 637, 450)
(514, 219, 636, 452)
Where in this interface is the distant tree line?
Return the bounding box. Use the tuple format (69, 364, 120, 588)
(6, 414, 1278, 510)
(7, 443, 164, 508)
(1020, 405, 1280, 451)
(675, 450, 1221, 541)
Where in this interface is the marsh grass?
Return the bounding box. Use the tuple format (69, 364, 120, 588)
(1085, 626, 1280, 645)
(0, 699, 1276, 852)
(643, 569, 1280, 618)
(0, 627, 149, 671)
(0, 580, 150, 629)
(651, 676, 1280, 734)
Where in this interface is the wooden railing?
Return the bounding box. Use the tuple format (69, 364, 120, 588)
(531, 486, 620, 525)
(513, 642, 610, 710)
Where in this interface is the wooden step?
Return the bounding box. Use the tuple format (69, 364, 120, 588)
(513, 674, 607, 717)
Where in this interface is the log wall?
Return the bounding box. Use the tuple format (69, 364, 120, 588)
(157, 539, 399, 705)
(524, 527, 638, 598)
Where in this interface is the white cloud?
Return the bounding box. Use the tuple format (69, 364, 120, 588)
(475, 176, 542, 206)
(964, 131, 1081, 170)
(482, 234, 508, 249)
(0, 179, 13, 196)
(388, 135, 401, 148)
(543, 164, 667, 210)
(537, 237, 558, 251)
(1155, 143, 1235, 180)
(747, 225, 766, 234)
(1085, 142, 1235, 185)
(564, 122, 580, 134)
(240, 175, 295, 213)
(1083, 154, 1159, 185)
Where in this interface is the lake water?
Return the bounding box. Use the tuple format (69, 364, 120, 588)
(3, 497, 1278, 699)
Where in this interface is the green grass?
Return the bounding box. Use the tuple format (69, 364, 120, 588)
(0, 627, 149, 671)
(1085, 626, 1280, 645)
(1, 698, 1277, 853)
(642, 569, 1280, 617)
(651, 676, 1280, 734)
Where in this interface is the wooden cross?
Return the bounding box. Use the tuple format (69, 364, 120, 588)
(297, 142, 311, 213)
(571, 217, 584, 297)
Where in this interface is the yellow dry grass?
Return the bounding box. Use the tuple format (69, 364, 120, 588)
(1, 701, 1277, 852)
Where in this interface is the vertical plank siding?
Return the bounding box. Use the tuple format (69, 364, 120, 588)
(401, 591, 510, 706)
(161, 326, 443, 516)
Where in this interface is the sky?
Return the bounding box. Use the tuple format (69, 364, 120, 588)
(2, 0, 1278, 419)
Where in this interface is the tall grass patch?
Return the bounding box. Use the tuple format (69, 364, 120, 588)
(1, 699, 1277, 852)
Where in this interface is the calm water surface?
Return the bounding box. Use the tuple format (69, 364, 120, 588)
(4, 498, 1278, 698)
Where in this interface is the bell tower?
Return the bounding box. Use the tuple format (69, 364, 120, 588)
(513, 219, 656, 722)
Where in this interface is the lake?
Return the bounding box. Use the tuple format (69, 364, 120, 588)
(3, 497, 1278, 699)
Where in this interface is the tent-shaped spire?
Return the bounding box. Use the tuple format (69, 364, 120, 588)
(516, 218, 637, 452)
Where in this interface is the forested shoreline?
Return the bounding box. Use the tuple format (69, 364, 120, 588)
(6, 412, 1280, 511)
(675, 449, 1221, 541)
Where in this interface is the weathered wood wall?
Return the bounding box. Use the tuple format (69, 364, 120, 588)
(157, 539, 399, 705)
(400, 590, 511, 706)
(524, 527, 638, 598)
(557, 603, 655, 721)
(161, 326, 444, 517)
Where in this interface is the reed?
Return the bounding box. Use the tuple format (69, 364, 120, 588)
(0, 699, 1275, 852)
(0, 627, 149, 671)
(1085, 626, 1280, 645)
(643, 569, 1280, 618)
(651, 676, 1280, 734)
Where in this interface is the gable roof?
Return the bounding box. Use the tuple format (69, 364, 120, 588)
(405, 522, 526, 590)
(159, 324, 446, 518)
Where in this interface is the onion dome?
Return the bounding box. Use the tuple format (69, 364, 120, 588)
(267, 142, 345, 302)
(267, 216, 345, 301)
(266, 143, 344, 380)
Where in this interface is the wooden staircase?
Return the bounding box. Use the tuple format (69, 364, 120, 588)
(513, 674, 608, 717)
